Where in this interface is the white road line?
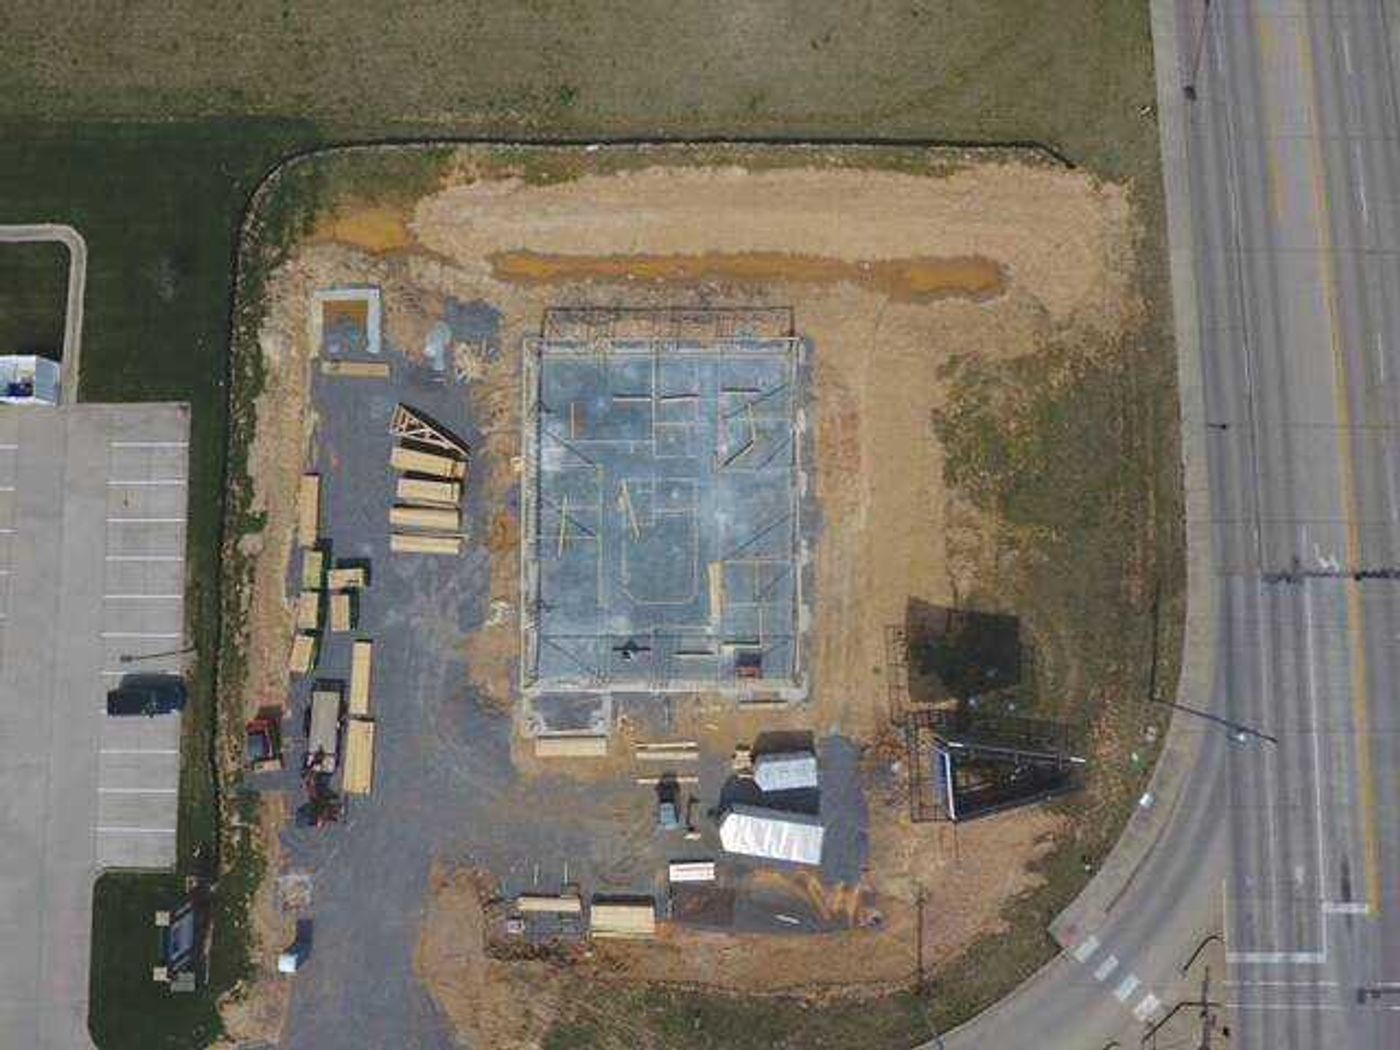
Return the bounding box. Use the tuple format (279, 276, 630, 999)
(100, 748, 179, 755)
(1226, 949, 1326, 965)
(1070, 935, 1100, 963)
(1353, 143, 1369, 223)
(106, 479, 186, 487)
(0, 444, 16, 451)
(1133, 993, 1162, 1023)
(1113, 974, 1140, 1003)
(109, 441, 188, 449)
(99, 632, 182, 640)
(1322, 901, 1370, 915)
(1376, 330, 1388, 384)
(98, 787, 177, 795)
(105, 517, 186, 524)
(1226, 979, 1340, 987)
(1094, 955, 1120, 982)
(103, 593, 183, 600)
(104, 555, 183, 562)
(95, 826, 177, 834)
(1341, 29, 1353, 76)
(0, 486, 13, 492)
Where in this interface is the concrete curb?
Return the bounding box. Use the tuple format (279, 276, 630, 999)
(1049, 0, 1217, 954)
(0, 223, 86, 401)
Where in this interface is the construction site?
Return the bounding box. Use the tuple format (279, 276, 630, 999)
(222, 145, 1163, 1050)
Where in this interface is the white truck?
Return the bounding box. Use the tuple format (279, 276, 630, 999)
(305, 688, 342, 774)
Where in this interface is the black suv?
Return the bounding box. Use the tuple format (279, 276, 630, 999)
(106, 675, 187, 717)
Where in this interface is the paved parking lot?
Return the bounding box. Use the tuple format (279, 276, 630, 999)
(0, 404, 189, 1050)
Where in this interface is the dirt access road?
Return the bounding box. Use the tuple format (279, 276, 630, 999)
(230, 145, 1150, 1049)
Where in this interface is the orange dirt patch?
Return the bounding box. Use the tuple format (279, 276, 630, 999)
(489, 250, 1006, 302)
(315, 204, 414, 254)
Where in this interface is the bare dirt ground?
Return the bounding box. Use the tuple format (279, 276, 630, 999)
(234, 148, 1141, 1045)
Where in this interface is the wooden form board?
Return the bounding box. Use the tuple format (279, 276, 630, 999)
(295, 590, 320, 631)
(395, 477, 461, 506)
(288, 632, 316, 675)
(301, 549, 325, 590)
(390, 533, 462, 555)
(330, 592, 352, 632)
(589, 901, 656, 939)
(534, 735, 609, 759)
(349, 640, 373, 717)
(389, 504, 461, 531)
(298, 474, 321, 546)
(342, 719, 375, 795)
(321, 360, 390, 378)
(327, 566, 367, 590)
(390, 446, 465, 480)
(516, 894, 584, 915)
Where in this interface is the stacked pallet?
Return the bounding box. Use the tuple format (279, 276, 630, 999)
(342, 639, 376, 795)
(288, 477, 324, 676)
(388, 404, 469, 556)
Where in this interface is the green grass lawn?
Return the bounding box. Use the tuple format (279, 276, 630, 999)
(0, 241, 68, 357)
(0, 3, 1166, 1047)
(88, 873, 222, 1050)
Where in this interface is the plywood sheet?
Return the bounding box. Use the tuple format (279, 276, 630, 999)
(343, 718, 375, 795)
(288, 632, 317, 675)
(330, 591, 352, 632)
(389, 505, 460, 531)
(349, 639, 373, 717)
(395, 477, 461, 506)
(297, 473, 321, 546)
(390, 533, 462, 555)
(390, 446, 465, 479)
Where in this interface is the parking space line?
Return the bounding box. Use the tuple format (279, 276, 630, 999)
(99, 631, 182, 640)
(105, 555, 183, 562)
(0, 444, 16, 451)
(106, 479, 186, 487)
(105, 517, 186, 524)
(109, 441, 189, 449)
(0, 486, 13, 492)
(103, 593, 183, 600)
(98, 787, 178, 795)
(100, 748, 179, 755)
(95, 826, 177, 834)
(1114, 974, 1141, 1002)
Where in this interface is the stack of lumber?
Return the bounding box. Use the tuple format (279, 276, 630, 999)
(289, 475, 325, 676)
(589, 899, 657, 940)
(388, 405, 470, 556)
(342, 639, 376, 796)
(327, 561, 366, 633)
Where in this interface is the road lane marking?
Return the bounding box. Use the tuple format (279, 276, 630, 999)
(1094, 954, 1119, 982)
(99, 632, 182, 640)
(103, 593, 183, 600)
(1114, 974, 1140, 1002)
(1322, 901, 1370, 915)
(1296, 7, 1383, 918)
(104, 555, 183, 562)
(1133, 993, 1162, 1023)
(105, 517, 185, 524)
(1071, 935, 1099, 963)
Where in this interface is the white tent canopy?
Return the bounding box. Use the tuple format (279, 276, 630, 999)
(753, 750, 819, 792)
(719, 804, 824, 866)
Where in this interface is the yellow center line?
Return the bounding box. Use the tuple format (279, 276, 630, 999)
(1291, 13, 1382, 916)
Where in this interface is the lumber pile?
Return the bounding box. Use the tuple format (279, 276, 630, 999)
(342, 640, 377, 795)
(388, 404, 470, 556)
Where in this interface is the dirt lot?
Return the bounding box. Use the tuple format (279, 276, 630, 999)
(233, 145, 1159, 1047)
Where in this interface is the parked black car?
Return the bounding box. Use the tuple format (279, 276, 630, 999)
(106, 674, 187, 717)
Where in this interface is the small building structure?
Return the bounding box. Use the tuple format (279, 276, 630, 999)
(0, 355, 60, 404)
(719, 804, 824, 866)
(753, 750, 819, 793)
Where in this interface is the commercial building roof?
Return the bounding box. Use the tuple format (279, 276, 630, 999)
(719, 804, 824, 866)
(753, 750, 819, 792)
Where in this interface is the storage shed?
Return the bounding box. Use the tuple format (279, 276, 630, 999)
(753, 751, 819, 793)
(719, 805, 824, 866)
